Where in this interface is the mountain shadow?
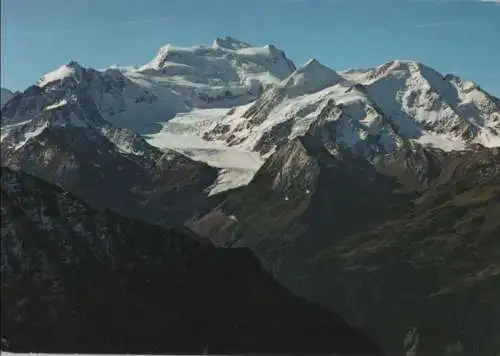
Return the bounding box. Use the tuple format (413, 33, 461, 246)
(1, 167, 382, 355)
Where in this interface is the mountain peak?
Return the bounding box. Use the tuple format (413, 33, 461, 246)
(66, 60, 84, 69)
(281, 57, 343, 96)
(139, 37, 295, 88)
(36, 61, 85, 88)
(212, 36, 252, 50)
(303, 57, 321, 67)
(370, 59, 424, 79)
(294, 57, 340, 78)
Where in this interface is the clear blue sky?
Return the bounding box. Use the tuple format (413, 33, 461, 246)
(1, 0, 499, 96)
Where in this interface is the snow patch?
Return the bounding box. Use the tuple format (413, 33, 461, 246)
(37, 65, 76, 87)
(186, 148, 262, 170)
(13, 122, 49, 150)
(475, 129, 500, 147)
(208, 168, 256, 196)
(416, 132, 467, 151)
(44, 99, 68, 111)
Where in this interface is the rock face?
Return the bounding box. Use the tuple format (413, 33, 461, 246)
(192, 142, 500, 356)
(0, 167, 382, 355)
(1, 78, 218, 227)
(0, 88, 14, 108)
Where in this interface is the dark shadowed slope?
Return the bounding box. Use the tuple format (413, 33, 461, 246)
(192, 141, 500, 355)
(0, 167, 382, 355)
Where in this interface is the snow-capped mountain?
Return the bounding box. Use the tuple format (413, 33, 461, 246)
(140, 36, 295, 89)
(0, 80, 218, 226)
(1, 37, 299, 194)
(204, 59, 500, 160)
(1, 87, 14, 108)
(13, 37, 296, 136)
(1, 37, 499, 200)
(2, 37, 294, 129)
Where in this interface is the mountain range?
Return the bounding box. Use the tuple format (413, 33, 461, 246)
(1, 36, 499, 355)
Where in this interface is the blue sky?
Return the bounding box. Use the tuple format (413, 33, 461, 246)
(1, 0, 499, 96)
